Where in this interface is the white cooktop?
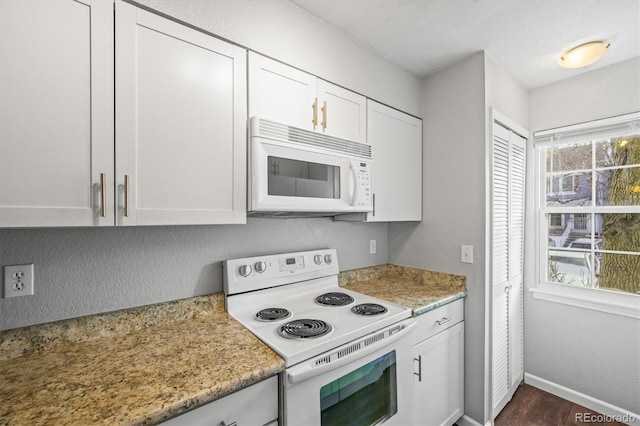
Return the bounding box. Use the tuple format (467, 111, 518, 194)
(223, 249, 412, 367)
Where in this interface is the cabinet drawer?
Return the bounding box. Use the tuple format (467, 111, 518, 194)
(161, 376, 278, 425)
(412, 299, 464, 345)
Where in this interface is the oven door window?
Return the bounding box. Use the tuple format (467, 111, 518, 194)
(320, 351, 397, 426)
(268, 156, 340, 199)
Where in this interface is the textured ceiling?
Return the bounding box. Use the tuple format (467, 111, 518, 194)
(289, 0, 640, 89)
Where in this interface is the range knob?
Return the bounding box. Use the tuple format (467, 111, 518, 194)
(238, 264, 252, 277)
(313, 254, 323, 265)
(254, 261, 267, 273)
(324, 254, 333, 264)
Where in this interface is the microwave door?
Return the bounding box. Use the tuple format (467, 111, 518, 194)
(268, 157, 340, 199)
(251, 138, 355, 212)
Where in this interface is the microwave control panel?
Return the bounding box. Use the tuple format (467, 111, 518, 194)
(353, 161, 372, 207)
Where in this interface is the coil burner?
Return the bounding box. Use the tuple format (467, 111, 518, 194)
(256, 308, 292, 322)
(314, 292, 354, 306)
(278, 319, 332, 339)
(351, 303, 389, 316)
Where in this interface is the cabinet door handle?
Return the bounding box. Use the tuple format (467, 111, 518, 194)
(312, 97, 318, 127)
(321, 101, 327, 129)
(414, 355, 422, 382)
(124, 174, 130, 218)
(436, 316, 453, 326)
(100, 173, 106, 217)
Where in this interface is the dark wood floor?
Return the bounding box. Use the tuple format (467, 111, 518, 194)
(494, 384, 626, 426)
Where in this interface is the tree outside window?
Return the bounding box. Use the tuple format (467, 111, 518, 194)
(542, 130, 640, 295)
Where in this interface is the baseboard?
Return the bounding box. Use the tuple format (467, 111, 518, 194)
(524, 373, 640, 423)
(455, 414, 490, 426)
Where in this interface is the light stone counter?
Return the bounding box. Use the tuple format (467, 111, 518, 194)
(0, 294, 284, 425)
(339, 264, 467, 315)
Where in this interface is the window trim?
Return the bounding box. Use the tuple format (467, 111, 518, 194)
(533, 112, 640, 319)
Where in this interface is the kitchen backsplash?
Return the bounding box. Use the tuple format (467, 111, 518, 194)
(0, 218, 387, 331)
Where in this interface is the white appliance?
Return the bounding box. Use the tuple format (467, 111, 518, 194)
(224, 249, 416, 426)
(248, 117, 373, 216)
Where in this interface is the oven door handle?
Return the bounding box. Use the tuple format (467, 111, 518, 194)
(286, 318, 417, 385)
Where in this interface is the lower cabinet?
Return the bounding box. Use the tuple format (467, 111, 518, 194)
(413, 300, 465, 426)
(161, 376, 278, 425)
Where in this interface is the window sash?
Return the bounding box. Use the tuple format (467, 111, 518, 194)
(534, 112, 640, 147)
(533, 113, 640, 317)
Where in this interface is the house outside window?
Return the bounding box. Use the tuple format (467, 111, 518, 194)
(533, 112, 640, 318)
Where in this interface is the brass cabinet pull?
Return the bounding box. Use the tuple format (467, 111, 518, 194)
(124, 174, 130, 217)
(321, 101, 327, 129)
(100, 173, 106, 217)
(312, 97, 318, 127)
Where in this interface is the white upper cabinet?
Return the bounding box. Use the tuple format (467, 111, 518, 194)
(116, 3, 247, 226)
(248, 53, 317, 132)
(366, 101, 422, 222)
(316, 79, 367, 144)
(0, 1, 246, 228)
(0, 0, 114, 227)
(249, 53, 367, 143)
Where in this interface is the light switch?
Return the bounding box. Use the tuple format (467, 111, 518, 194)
(461, 245, 473, 264)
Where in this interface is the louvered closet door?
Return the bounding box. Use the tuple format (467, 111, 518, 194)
(508, 134, 526, 395)
(491, 122, 526, 418)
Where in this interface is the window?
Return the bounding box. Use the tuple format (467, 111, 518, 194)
(534, 112, 640, 317)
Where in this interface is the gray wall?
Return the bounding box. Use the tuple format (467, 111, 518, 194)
(525, 57, 640, 414)
(388, 51, 529, 425)
(388, 52, 488, 424)
(0, 219, 387, 330)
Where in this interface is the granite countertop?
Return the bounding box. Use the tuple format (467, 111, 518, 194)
(0, 294, 284, 426)
(340, 264, 467, 315)
(0, 264, 463, 425)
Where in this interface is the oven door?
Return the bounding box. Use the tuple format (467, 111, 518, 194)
(282, 318, 416, 426)
(250, 136, 372, 213)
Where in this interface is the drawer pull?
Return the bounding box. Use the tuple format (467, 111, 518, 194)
(414, 355, 422, 382)
(219, 422, 237, 426)
(436, 316, 453, 326)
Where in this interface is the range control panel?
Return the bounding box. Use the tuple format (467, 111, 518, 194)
(223, 249, 339, 295)
(279, 255, 305, 272)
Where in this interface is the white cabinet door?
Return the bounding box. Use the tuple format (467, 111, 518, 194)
(248, 53, 367, 143)
(161, 376, 278, 426)
(248, 52, 317, 132)
(116, 3, 247, 225)
(317, 79, 367, 143)
(414, 321, 464, 426)
(366, 101, 422, 222)
(0, 0, 114, 227)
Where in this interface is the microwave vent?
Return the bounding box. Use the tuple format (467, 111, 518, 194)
(253, 118, 371, 159)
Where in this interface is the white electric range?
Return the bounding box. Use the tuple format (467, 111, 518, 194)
(223, 249, 416, 426)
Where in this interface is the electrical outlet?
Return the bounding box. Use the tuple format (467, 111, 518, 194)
(370, 239, 377, 254)
(461, 245, 473, 264)
(4, 264, 34, 298)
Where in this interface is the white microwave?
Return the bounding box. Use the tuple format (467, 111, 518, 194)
(248, 117, 373, 216)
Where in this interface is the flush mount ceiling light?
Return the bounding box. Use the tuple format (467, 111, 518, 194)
(558, 41, 611, 69)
